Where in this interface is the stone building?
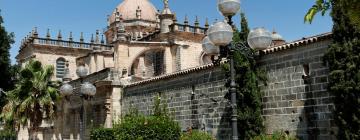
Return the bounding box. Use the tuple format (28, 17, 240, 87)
(16, 0, 336, 140)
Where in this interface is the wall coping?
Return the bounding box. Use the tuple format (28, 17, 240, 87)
(261, 32, 332, 55)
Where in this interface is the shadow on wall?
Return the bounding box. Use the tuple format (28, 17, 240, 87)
(296, 63, 336, 140)
(296, 68, 320, 140)
(216, 91, 232, 139)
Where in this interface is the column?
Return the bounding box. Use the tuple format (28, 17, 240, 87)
(164, 47, 173, 74)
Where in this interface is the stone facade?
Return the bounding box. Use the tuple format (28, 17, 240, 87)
(259, 39, 336, 140)
(119, 34, 336, 140)
(14, 0, 337, 140)
(124, 66, 231, 139)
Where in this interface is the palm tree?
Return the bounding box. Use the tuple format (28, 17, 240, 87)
(0, 60, 60, 133)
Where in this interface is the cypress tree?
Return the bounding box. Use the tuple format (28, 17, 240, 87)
(0, 11, 14, 91)
(238, 13, 250, 42)
(323, 0, 360, 139)
(225, 12, 266, 139)
(0, 11, 15, 113)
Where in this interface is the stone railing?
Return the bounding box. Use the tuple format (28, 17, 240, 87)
(33, 38, 113, 51)
(171, 23, 207, 34)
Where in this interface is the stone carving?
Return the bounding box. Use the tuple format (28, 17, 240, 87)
(163, 0, 169, 8)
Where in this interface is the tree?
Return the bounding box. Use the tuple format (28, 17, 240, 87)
(0, 11, 15, 91)
(238, 13, 250, 43)
(225, 12, 266, 139)
(306, 0, 360, 139)
(0, 60, 61, 132)
(304, 0, 331, 23)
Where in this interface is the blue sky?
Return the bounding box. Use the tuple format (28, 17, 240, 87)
(0, 0, 332, 64)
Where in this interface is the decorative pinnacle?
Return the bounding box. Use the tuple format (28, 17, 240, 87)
(33, 27, 39, 37)
(205, 18, 209, 28)
(33, 27, 38, 36)
(46, 28, 51, 38)
(69, 32, 73, 41)
(184, 15, 189, 25)
(107, 15, 110, 26)
(163, 0, 169, 9)
(95, 30, 100, 44)
(195, 16, 199, 26)
(57, 30, 62, 40)
(90, 34, 94, 43)
(101, 35, 105, 44)
(173, 12, 177, 22)
(80, 32, 84, 42)
(136, 6, 142, 19)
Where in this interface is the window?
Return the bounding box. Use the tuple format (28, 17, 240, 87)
(153, 51, 164, 76)
(56, 58, 66, 78)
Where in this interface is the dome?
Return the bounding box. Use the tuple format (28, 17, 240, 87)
(271, 32, 283, 41)
(109, 0, 158, 23)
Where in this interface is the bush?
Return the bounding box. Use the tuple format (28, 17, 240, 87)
(113, 114, 181, 140)
(90, 127, 114, 140)
(181, 130, 215, 140)
(91, 94, 181, 140)
(251, 131, 298, 140)
(0, 130, 16, 140)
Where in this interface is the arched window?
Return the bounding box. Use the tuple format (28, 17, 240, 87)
(56, 58, 66, 78)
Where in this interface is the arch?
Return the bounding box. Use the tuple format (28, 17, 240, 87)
(127, 46, 165, 74)
(56, 57, 66, 78)
(199, 51, 214, 65)
(128, 48, 165, 77)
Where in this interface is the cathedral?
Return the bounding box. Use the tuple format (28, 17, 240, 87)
(15, 0, 337, 140)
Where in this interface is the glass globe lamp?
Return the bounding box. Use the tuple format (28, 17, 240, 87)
(217, 0, 241, 17)
(59, 83, 73, 96)
(202, 36, 220, 55)
(76, 65, 88, 78)
(80, 82, 96, 96)
(207, 21, 233, 46)
(247, 27, 273, 50)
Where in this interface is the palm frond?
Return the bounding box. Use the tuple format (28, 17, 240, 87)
(0, 60, 60, 130)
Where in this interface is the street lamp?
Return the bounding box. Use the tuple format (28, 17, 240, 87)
(203, 0, 272, 139)
(59, 64, 96, 140)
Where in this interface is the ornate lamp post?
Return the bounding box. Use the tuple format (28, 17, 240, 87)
(202, 0, 272, 139)
(59, 64, 96, 140)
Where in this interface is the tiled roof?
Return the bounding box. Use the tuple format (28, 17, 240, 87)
(261, 32, 332, 54)
(125, 63, 218, 87)
(126, 32, 333, 87)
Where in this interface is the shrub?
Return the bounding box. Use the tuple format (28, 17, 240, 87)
(251, 131, 298, 140)
(112, 94, 181, 140)
(113, 113, 181, 140)
(181, 130, 215, 140)
(0, 130, 16, 140)
(90, 127, 115, 140)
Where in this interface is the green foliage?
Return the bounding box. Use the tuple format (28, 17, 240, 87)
(324, 1, 360, 139)
(0, 60, 61, 131)
(90, 127, 115, 140)
(307, 0, 360, 139)
(304, 0, 331, 23)
(113, 114, 181, 140)
(0, 129, 16, 140)
(223, 12, 267, 139)
(91, 94, 181, 140)
(181, 130, 215, 140)
(251, 131, 298, 140)
(0, 11, 15, 92)
(239, 13, 250, 42)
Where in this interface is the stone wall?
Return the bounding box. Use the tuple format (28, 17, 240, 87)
(258, 40, 336, 139)
(124, 67, 233, 139)
(123, 39, 336, 140)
